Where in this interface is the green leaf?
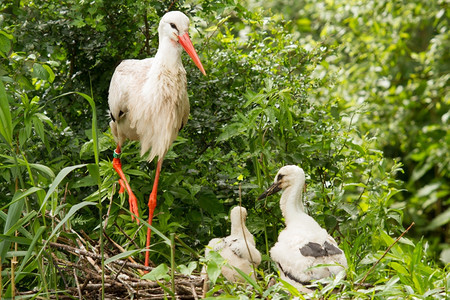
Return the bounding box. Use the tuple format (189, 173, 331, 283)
(0, 187, 33, 263)
(234, 267, 262, 293)
(76, 92, 99, 165)
(390, 261, 409, 276)
(278, 277, 302, 297)
(0, 32, 11, 55)
(0, 234, 31, 245)
(105, 249, 141, 265)
(39, 164, 87, 213)
(0, 187, 43, 211)
(32, 63, 50, 80)
(87, 163, 100, 185)
(39, 201, 96, 252)
(217, 123, 244, 142)
(141, 263, 170, 281)
(178, 261, 197, 276)
(15, 226, 46, 279)
(3, 211, 37, 236)
(197, 189, 224, 214)
(32, 116, 46, 144)
(42, 64, 55, 82)
(29, 163, 55, 178)
(0, 79, 12, 146)
(425, 207, 450, 230)
(206, 259, 221, 285)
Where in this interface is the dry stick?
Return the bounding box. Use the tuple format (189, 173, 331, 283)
(103, 231, 145, 276)
(76, 239, 102, 273)
(50, 252, 69, 288)
(190, 283, 199, 300)
(358, 222, 415, 286)
(53, 256, 115, 287)
(48, 241, 153, 272)
(73, 268, 82, 299)
(114, 221, 141, 249)
(116, 274, 137, 296)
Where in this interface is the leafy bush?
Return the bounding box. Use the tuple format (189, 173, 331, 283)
(265, 0, 449, 260)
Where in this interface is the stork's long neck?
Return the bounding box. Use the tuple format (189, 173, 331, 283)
(154, 36, 183, 71)
(230, 217, 251, 240)
(280, 182, 305, 225)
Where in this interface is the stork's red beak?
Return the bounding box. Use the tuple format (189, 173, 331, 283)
(178, 33, 206, 76)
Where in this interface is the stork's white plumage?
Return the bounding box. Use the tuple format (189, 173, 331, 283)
(203, 206, 261, 282)
(259, 165, 347, 291)
(108, 11, 205, 268)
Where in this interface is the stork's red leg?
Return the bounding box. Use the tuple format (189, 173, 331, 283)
(144, 159, 162, 268)
(112, 145, 140, 222)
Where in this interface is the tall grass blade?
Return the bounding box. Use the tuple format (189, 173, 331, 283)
(39, 164, 87, 213)
(15, 226, 46, 280)
(37, 201, 96, 259)
(0, 79, 12, 147)
(234, 267, 263, 293)
(0, 187, 43, 211)
(104, 250, 141, 265)
(3, 211, 37, 236)
(75, 90, 104, 298)
(0, 189, 27, 264)
(75, 92, 99, 165)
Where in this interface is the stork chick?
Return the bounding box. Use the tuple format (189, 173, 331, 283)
(259, 165, 347, 292)
(108, 11, 206, 268)
(203, 206, 261, 283)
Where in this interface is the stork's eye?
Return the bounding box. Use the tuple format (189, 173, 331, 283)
(170, 23, 177, 30)
(277, 174, 285, 181)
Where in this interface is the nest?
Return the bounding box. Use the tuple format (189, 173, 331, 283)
(18, 231, 206, 300)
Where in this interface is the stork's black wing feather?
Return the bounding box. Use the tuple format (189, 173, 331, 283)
(300, 241, 342, 258)
(300, 242, 327, 257)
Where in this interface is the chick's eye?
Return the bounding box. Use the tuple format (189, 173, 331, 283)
(170, 23, 177, 30)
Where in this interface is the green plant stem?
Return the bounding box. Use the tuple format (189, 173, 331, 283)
(0, 256, 2, 299)
(170, 233, 176, 298)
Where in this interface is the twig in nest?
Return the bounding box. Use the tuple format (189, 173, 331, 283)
(191, 283, 199, 300)
(48, 241, 153, 272)
(76, 238, 102, 273)
(358, 222, 415, 286)
(103, 231, 146, 276)
(50, 252, 68, 288)
(73, 268, 82, 298)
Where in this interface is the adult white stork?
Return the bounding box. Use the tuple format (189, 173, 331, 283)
(203, 206, 261, 282)
(258, 165, 347, 292)
(108, 11, 206, 268)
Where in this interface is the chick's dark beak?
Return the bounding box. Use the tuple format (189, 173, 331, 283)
(258, 182, 282, 200)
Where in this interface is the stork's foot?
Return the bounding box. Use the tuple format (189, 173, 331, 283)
(113, 156, 140, 223)
(128, 192, 140, 222)
(118, 179, 125, 194)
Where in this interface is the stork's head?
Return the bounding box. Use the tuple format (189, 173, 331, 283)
(230, 206, 247, 225)
(159, 11, 206, 75)
(258, 165, 306, 200)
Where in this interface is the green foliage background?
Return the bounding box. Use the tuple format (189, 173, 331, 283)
(0, 0, 448, 298)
